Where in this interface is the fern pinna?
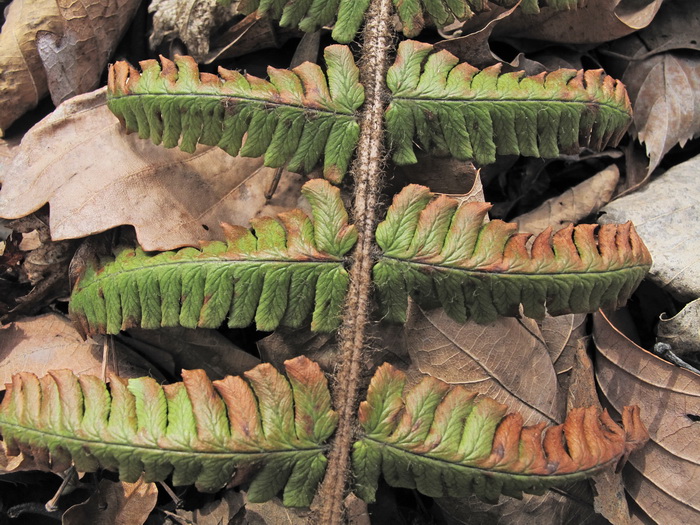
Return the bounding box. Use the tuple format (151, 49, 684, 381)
(374, 184, 652, 324)
(70, 179, 652, 336)
(227, 0, 584, 43)
(0, 358, 648, 506)
(108, 45, 363, 183)
(70, 180, 356, 336)
(107, 41, 631, 182)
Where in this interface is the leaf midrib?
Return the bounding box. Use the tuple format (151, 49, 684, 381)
(378, 255, 649, 277)
(360, 436, 617, 479)
(0, 420, 326, 458)
(391, 96, 628, 114)
(76, 259, 343, 290)
(110, 93, 358, 117)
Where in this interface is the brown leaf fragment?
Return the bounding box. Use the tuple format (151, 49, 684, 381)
(405, 303, 565, 426)
(168, 490, 245, 525)
(625, 53, 700, 174)
(0, 89, 308, 251)
(120, 327, 260, 380)
(149, 0, 239, 61)
(594, 310, 699, 524)
(492, 0, 663, 44)
(0, 0, 63, 135)
(244, 494, 310, 524)
(516, 166, 620, 235)
(0, 313, 143, 390)
(37, 0, 141, 106)
(657, 298, 700, 357)
(62, 477, 158, 525)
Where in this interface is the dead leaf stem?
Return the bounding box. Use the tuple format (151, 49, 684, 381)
(313, 0, 393, 522)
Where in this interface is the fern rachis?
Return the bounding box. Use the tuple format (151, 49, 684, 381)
(0, 0, 653, 521)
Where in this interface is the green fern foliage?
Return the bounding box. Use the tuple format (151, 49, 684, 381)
(0, 360, 648, 506)
(227, 0, 584, 43)
(352, 363, 649, 502)
(374, 184, 652, 324)
(70, 180, 357, 336)
(0, 357, 337, 506)
(107, 46, 363, 183)
(386, 40, 632, 165)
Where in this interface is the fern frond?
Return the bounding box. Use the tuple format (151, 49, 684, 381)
(386, 40, 632, 165)
(352, 363, 649, 503)
(107, 46, 363, 183)
(225, 0, 585, 43)
(0, 357, 336, 506)
(374, 185, 652, 324)
(69, 180, 357, 335)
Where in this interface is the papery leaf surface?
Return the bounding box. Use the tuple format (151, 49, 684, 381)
(224, 0, 584, 43)
(0, 357, 337, 506)
(386, 40, 632, 165)
(374, 184, 652, 324)
(353, 363, 649, 502)
(70, 180, 357, 335)
(107, 46, 363, 183)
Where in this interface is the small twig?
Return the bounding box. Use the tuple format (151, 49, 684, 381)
(101, 336, 111, 382)
(159, 480, 184, 508)
(653, 342, 700, 374)
(45, 467, 78, 512)
(265, 167, 284, 200)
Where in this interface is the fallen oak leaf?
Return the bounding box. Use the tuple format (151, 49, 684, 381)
(0, 89, 308, 252)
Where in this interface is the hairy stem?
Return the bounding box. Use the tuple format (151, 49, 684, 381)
(312, 0, 393, 522)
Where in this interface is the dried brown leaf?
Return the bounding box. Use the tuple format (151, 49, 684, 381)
(0, 89, 308, 251)
(169, 490, 244, 525)
(37, 0, 141, 106)
(0, 0, 63, 135)
(405, 304, 565, 425)
(492, 0, 663, 44)
(0, 313, 145, 389)
(541, 313, 588, 389)
(62, 477, 158, 525)
(438, 490, 605, 525)
(149, 0, 239, 60)
(594, 310, 700, 524)
(121, 326, 261, 380)
(244, 495, 310, 525)
(516, 165, 619, 235)
(657, 298, 700, 357)
(624, 52, 700, 174)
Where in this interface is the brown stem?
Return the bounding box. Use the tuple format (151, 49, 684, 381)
(312, 0, 393, 523)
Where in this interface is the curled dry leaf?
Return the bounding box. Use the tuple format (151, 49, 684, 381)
(37, 0, 142, 106)
(62, 477, 158, 525)
(492, 0, 663, 44)
(149, 0, 239, 60)
(0, 0, 63, 135)
(657, 298, 700, 357)
(594, 310, 699, 524)
(0, 89, 308, 251)
(516, 165, 619, 235)
(599, 154, 700, 300)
